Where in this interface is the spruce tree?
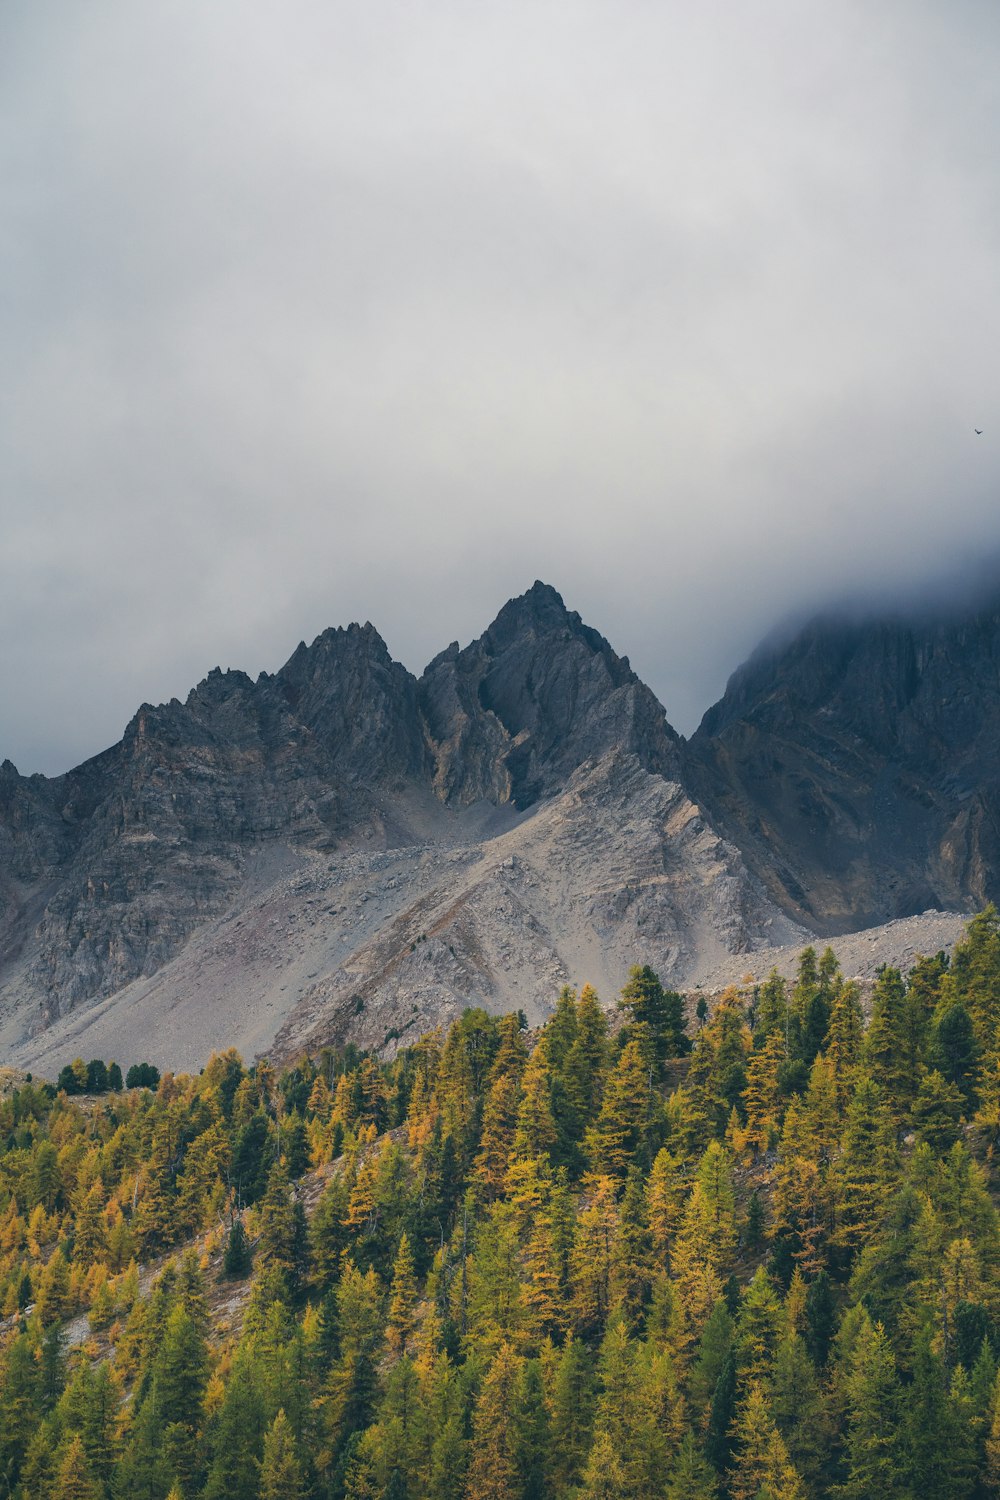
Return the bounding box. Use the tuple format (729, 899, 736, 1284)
(223, 1217, 253, 1278)
(840, 1314, 903, 1500)
(619, 965, 690, 1068)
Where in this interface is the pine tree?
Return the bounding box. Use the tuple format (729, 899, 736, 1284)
(0, 1333, 39, 1485)
(475, 1074, 523, 1200)
(789, 947, 819, 1056)
(522, 1205, 563, 1342)
(912, 1068, 966, 1151)
(511, 1048, 558, 1163)
(548, 1334, 594, 1493)
(570, 1175, 620, 1339)
(645, 1145, 685, 1274)
(175, 1119, 230, 1233)
(544, 988, 589, 1171)
(688, 1297, 734, 1415)
(517, 1358, 550, 1500)
(152, 1301, 209, 1489)
(755, 969, 790, 1047)
(706, 986, 753, 1122)
(934, 1001, 980, 1099)
(705, 1350, 737, 1476)
(863, 967, 915, 1112)
(772, 1102, 832, 1279)
(901, 1333, 970, 1500)
(576, 1428, 629, 1500)
(465, 1203, 525, 1355)
(985, 1369, 1000, 1495)
(36, 1247, 71, 1324)
(202, 1345, 267, 1499)
(71, 1180, 107, 1266)
(571, 984, 610, 1119)
(834, 1077, 897, 1259)
(326, 1260, 384, 1463)
(618, 964, 690, 1069)
(488, 1012, 528, 1085)
(770, 1329, 827, 1493)
(258, 1158, 305, 1284)
(592, 1320, 648, 1493)
(310, 1171, 351, 1288)
(946, 904, 1000, 1059)
(613, 1169, 653, 1328)
(826, 978, 865, 1108)
(742, 1030, 786, 1160)
(735, 1267, 784, 1386)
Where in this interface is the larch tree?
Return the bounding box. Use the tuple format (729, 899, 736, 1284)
(587, 1039, 655, 1179)
(727, 1380, 805, 1500)
(464, 1342, 525, 1500)
(386, 1232, 418, 1358)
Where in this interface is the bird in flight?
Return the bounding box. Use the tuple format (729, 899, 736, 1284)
(975, 428, 983, 435)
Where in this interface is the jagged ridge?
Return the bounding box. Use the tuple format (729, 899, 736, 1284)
(0, 583, 795, 1067)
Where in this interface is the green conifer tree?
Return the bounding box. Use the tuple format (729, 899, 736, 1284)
(840, 1313, 903, 1500)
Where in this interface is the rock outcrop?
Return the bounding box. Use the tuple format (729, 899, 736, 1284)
(685, 601, 1000, 932)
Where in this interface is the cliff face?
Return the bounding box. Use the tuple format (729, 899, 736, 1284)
(685, 604, 1000, 932)
(0, 582, 801, 1069)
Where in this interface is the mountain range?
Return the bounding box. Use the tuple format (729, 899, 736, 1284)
(2, 579, 995, 1073)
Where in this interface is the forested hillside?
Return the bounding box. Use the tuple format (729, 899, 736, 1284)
(5, 913, 1000, 1498)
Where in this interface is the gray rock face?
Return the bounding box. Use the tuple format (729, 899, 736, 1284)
(274, 622, 430, 785)
(685, 601, 1000, 932)
(0, 582, 795, 1068)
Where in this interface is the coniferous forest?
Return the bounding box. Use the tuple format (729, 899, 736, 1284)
(5, 914, 1000, 1498)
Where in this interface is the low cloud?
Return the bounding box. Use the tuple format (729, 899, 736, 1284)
(2, 1, 999, 771)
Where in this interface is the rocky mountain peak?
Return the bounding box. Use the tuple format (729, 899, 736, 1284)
(420, 580, 680, 809)
(275, 620, 427, 785)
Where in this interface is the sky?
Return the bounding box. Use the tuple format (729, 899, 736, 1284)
(2, 2, 1000, 776)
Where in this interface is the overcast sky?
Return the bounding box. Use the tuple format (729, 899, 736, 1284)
(3, 2, 999, 775)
